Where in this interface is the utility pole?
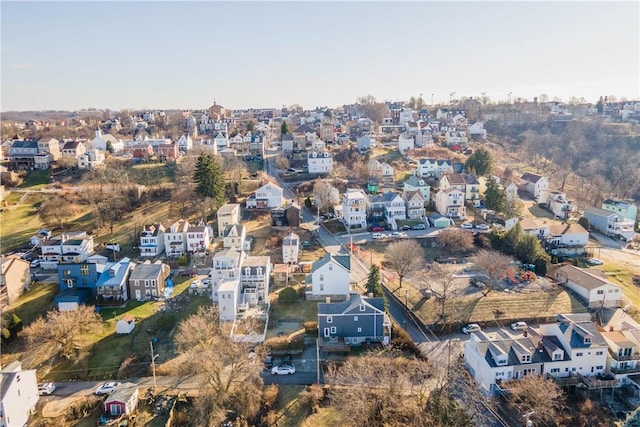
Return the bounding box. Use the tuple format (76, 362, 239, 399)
(150, 340, 159, 389)
(316, 338, 320, 384)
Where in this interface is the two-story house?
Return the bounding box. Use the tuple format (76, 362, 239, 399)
(368, 159, 394, 180)
(177, 134, 193, 153)
(439, 173, 480, 206)
(163, 219, 189, 258)
(37, 137, 61, 161)
(342, 189, 367, 229)
(356, 135, 371, 151)
(307, 253, 351, 300)
(382, 191, 406, 221)
(239, 256, 271, 311)
(547, 191, 576, 220)
(90, 129, 124, 153)
(402, 190, 425, 220)
(139, 224, 165, 257)
(61, 140, 87, 158)
(554, 265, 622, 308)
(95, 258, 134, 304)
(403, 175, 431, 202)
(282, 232, 300, 265)
(77, 150, 106, 169)
(307, 151, 333, 174)
(584, 207, 635, 242)
(129, 262, 171, 301)
(39, 232, 95, 269)
(544, 223, 589, 256)
(416, 158, 437, 178)
(520, 173, 549, 203)
(318, 293, 391, 348)
(0, 361, 39, 427)
(223, 224, 246, 250)
(217, 203, 241, 236)
(434, 188, 466, 219)
(186, 222, 211, 253)
(367, 194, 386, 223)
(599, 327, 640, 382)
(0, 255, 31, 308)
(398, 133, 415, 154)
(209, 249, 245, 302)
(8, 140, 39, 169)
(247, 182, 284, 209)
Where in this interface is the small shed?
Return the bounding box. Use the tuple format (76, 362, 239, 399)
(54, 288, 91, 311)
(116, 315, 135, 335)
(104, 383, 139, 416)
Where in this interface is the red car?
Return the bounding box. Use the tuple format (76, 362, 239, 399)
(178, 269, 197, 277)
(371, 226, 385, 232)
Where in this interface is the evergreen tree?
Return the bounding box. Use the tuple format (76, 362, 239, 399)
(193, 153, 226, 208)
(280, 121, 289, 136)
(365, 264, 382, 297)
(246, 121, 255, 132)
(484, 176, 506, 212)
(464, 147, 493, 176)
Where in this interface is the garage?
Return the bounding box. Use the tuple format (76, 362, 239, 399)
(57, 301, 79, 311)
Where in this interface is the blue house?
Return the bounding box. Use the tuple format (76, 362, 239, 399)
(55, 258, 132, 310)
(317, 293, 391, 349)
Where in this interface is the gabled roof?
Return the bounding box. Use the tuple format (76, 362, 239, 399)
(402, 190, 423, 201)
(129, 263, 167, 280)
(282, 232, 299, 246)
(404, 175, 427, 187)
(556, 265, 619, 291)
(317, 293, 384, 315)
(293, 124, 315, 134)
(584, 206, 619, 218)
(105, 382, 138, 404)
(312, 253, 350, 273)
(223, 224, 245, 238)
(381, 191, 401, 203)
(442, 173, 466, 185)
(548, 223, 587, 236)
(10, 140, 38, 149)
(218, 203, 240, 214)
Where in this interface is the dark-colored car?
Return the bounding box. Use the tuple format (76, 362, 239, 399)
(178, 269, 197, 277)
(399, 225, 411, 231)
(412, 223, 426, 230)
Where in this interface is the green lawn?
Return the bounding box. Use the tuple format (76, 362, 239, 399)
(7, 282, 58, 325)
(602, 263, 640, 309)
(18, 169, 51, 189)
(270, 299, 318, 323)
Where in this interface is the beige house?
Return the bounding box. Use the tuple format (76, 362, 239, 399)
(217, 203, 241, 236)
(0, 255, 32, 308)
(128, 262, 171, 301)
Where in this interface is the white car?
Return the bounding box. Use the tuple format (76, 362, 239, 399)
(190, 279, 202, 288)
(94, 381, 120, 395)
(510, 321, 528, 331)
(587, 258, 604, 266)
(30, 259, 41, 268)
(38, 382, 56, 395)
(461, 323, 481, 334)
(271, 365, 296, 375)
(460, 223, 474, 230)
(475, 224, 490, 231)
(372, 233, 385, 240)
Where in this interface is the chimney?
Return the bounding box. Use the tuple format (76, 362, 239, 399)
(610, 326, 614, 332)
(523, 330, 528, 337)
(368, 293, 374, 298)
(538, 341, 544, 352)
(325, 297, 331, 304)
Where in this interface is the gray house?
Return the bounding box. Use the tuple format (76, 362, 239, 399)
(317, 293, 391, 348)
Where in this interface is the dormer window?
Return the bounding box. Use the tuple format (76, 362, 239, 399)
(584, 337, 591, 344)
(360, 304, 365, 311)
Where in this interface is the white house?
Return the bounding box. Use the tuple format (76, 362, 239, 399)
(584, 207, 635, 242)
(468, 122, 487, 139)
(368, 159, 394, 180)
(544, 223, 589, 257)
(77, 149, 105, 169)
(398, 133, 414, 154)
(282, 232, 300, 265)
(217, 203, 241, 236)
(520, 173, 549, 203)
(402, 190, 425, 220)
(555, 265, 622, 308)
(547, 191, 576, 220)
(356, 135, 371, 150)
(218, 278, 241, 322)
(223, 224, 246, 250)
(116, 314, 135, 335)
(308, 253, 351, 300)
(439, 173, 480, 206)
(381, 191, 406, 221)
(209, 249, 245, 302)
(435, 159, 454, 178)
(599, 327, 640, 383)
(307, 151, 333, 174)
(416, 158, 437, 178)
(163, 219, 189, 258)
(139, 223, 165, 257)
(247, 182, 284, 209)
(186, 222, 211, 253)
(342, 189, 367, 229)
(177, 134, 193, 152)
(434, 189, 466, 219)
(0, 361, 39, 427)
(213, 132, 229, 150)
(504, 181, 519, 204)
(90, 129, 123, 152)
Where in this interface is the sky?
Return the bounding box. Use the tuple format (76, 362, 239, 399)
(1, 1, 638, 111)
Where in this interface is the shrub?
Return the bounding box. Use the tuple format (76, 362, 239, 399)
(632, 275, 640, 287)
(177, 255, 190, 266)
(278, 287, 298, 303)
(391, 323, 424, 359)
(262, 384, 279, 410)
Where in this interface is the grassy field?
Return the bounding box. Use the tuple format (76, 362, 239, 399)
(18, 169, 51, 189)
(7, 282, 58, 325)
(269, 299, 318, 323)
(602, 263, 640, 309)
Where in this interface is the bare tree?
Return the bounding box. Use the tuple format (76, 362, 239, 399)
(313, 179, 338, 214)
(173, 306, 264, 424)
(223, 155, 248, 196)
(503, 375, 564, 426)
(437, 228, 474, 254)
(385, 240, 423, 288)
(418, 264, 459, 323)
(275, 155, 290, 170)
(20, 305, 103, 367)
(472, 249, 517, 295)
(39, 195, 79, 228)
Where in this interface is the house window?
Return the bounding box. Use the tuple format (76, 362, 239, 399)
(64, 279, 75, 288)
(553, 354, 562, 361)
(550, 368, 560, 374)
(354, 316, 358, 321)
(329, 264, 333, 271)
(596, 351, 603, 356)
(597, 290, 604, 295)
(584, 337, 591, 344)
(357, 327, 362, 333)
(80, 265, 90, 276)
(596, 365, 603, 370)
(360, 305, 365, 311)
(327, 316, 333, 323)
(576, 352, 583, 357)
(330, 327, 336, 334)
(319, 274, 324, 281)
(145, 280, 150, 287)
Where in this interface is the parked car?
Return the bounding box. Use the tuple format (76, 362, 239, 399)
(38, 382, 56, 395)
(190, 279, 202, 288)
(510, 321, 528, 331)
(271, 365, 296, 375)
(412, 223, 426, 230)
(371, 226, 385, 232)
(30, 259, 41, 268)
(179, 269, 197, 277)
(390, 232, 402, 238)
(399, 225, 411, 231)
(475, 224, 490, 231)
(287, 167, 298, 173)
(461, 324, 481, 334)
(302, 241, 312, 248)
(460, 223, 474, 230)
(372, 233, 385, 240)
(94, 382, 120, 395)
(587, 258, 604, 266)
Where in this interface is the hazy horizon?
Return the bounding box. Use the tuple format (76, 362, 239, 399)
(2, 1, 638, 112)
